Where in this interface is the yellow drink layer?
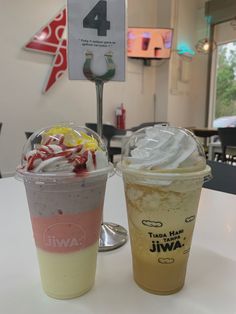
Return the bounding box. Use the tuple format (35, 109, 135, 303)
(36, 242, 99, 299)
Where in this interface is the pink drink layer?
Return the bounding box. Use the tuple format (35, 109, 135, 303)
(31, 210, 101, 253)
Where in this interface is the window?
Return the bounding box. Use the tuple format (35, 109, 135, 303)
(215, 42, 236, 120)
(209, 21, 236, 128)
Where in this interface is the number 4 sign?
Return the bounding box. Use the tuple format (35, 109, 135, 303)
(67, 0, 126, 81)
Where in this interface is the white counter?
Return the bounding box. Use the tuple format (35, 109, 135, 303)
(0, 175, 236, 314)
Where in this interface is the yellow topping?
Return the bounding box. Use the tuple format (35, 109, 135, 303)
(45, 127, 73, 137)
(44, 127, 98, 150)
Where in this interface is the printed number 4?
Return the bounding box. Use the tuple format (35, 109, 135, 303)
(83, 0, 111, 36)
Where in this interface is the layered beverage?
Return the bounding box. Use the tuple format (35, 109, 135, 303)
(16, 124, 111, 299)
(118, 126, 211, 295)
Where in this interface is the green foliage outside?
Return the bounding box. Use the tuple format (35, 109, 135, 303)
(216, 42, 236, 118)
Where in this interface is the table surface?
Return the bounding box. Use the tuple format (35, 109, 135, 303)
(1, 176, 236, 314)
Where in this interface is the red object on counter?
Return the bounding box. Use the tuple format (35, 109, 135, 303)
(116, 104, 126, 129)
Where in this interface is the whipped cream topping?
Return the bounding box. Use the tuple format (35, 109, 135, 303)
(123, 126, 205, 171)
(20, 126, 108, 174)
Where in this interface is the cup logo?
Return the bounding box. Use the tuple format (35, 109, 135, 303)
(158, 257, 175, 264)
(31, 209, 102, 253)
(183, 248, 190, 254)
(142, 220, 163, 228)
(148, 229, 185, 255)
(43, 223, 85, 249)
(185, 216, 195, 223)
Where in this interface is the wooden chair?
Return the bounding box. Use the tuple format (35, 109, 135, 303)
(85, 123, 122, 163)
(203, 160, 236, 195)
(218, 128, 236, 164)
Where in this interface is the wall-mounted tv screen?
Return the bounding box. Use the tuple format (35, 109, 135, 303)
(127, 27, 173, 59)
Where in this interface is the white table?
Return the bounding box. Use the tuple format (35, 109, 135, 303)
(0, 176, 236, 314)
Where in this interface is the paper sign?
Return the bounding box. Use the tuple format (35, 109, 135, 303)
(67, 0, 126, 81)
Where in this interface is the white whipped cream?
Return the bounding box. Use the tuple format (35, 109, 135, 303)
(33, 156, 73, 173)
(25, 144, 108, 173)
(125, 126, 204, 171)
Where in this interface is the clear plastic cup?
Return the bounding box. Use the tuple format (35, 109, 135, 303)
(16, 123, 112, 299)
(118, 125, 211, 295)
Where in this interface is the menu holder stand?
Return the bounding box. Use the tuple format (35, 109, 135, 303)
(83, 51, 128, 251)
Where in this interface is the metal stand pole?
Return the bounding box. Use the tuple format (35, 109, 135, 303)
(83, 51, 128, 251)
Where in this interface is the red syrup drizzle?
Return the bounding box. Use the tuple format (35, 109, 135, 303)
(25, 134, 97, 175)
(91, 151, 97, 168)
(73, 151, 89, 175)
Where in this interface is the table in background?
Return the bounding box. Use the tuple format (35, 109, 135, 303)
(0, 176, 236, 314)
(191, 128, 219, 160)
(208, 142, 222, 160)
(191, 128, 218, 138)
(111, 130, 133, 148)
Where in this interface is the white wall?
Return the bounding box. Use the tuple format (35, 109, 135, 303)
(0, 0, 158, 176)
(155, 0, 208, 128)
(168, 0, 208, 128)
(0, 0, 209, 176)
(155, 0, 172, 122)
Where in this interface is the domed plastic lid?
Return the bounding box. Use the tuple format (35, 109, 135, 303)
(120, 125, 211, 180)
(17, 122, 111, 180)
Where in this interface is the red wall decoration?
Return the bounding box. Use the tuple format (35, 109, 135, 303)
(25, 8, 67, 93)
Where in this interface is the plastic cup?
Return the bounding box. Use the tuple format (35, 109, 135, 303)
(16, 124, 112, 299)
(118, 126, 211, 295)
(142, 32, 151, 51)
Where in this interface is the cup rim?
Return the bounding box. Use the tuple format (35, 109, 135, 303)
(15, 163, 114, 183)
(117, 163, 212, 182)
